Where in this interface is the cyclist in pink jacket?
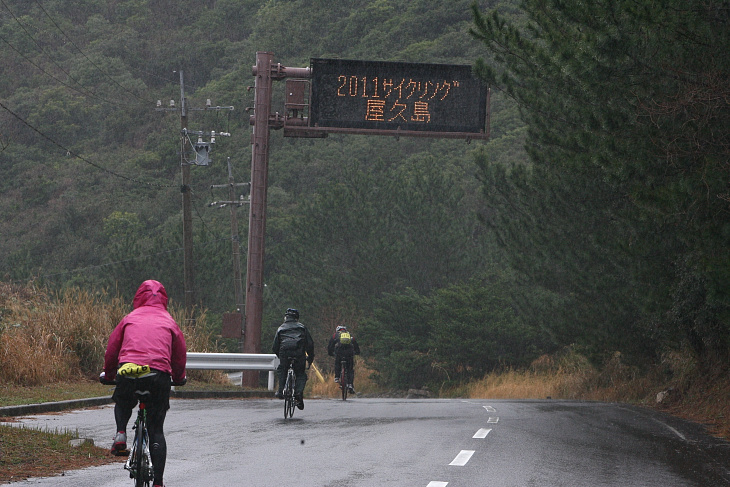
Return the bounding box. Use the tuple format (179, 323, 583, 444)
(103, 280, 187, 487)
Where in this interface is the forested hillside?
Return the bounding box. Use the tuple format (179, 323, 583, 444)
(1, 0, 728, 392)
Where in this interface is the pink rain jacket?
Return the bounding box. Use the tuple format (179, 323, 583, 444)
(104, 280, 187, 383)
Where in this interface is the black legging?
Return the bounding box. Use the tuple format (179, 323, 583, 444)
(115, 403, 168, 484)
(276, 349, 308, 396)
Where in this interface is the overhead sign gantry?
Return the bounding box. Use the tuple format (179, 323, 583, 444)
(241, 52, 490, 386)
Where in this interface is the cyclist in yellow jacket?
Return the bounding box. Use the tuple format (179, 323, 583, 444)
(327, 325, 360, 393)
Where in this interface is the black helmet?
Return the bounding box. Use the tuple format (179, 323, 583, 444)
(285, 308, 299, 320)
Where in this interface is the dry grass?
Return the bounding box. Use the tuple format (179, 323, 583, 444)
(0, 282, 223, 385)
(0, 283, 96, 384)
(459, 349, 730, 439)
(666, 378, 730, 439)
(463, 365, 656, 403)
(463, 351, 655, 402)
(306, 357, 380, 398)
(0, 424, 122, 483)
(466, 368, 579, 400)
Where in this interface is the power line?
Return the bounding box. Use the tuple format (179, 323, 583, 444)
(35, 235, 234, 281)
(0, 98, 177, 188)
(0, 0, 132, 108)
(31, 0, 156, 106)
(2, 0, 95, 97)
(0, 31, 100, 101)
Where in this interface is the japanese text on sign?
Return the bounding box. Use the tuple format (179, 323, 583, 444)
(335, 76, 460, 123)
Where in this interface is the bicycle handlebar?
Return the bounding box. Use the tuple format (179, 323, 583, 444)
(99, 371, 115, 385)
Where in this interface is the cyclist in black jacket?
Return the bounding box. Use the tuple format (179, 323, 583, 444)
(328, 325, 360, 393)
(272, 308, 314, 409)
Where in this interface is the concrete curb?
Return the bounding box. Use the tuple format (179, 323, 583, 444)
(0, 390, 275, 418)
(0, 397, 113, 417)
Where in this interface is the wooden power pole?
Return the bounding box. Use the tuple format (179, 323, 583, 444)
(242, 53, 311, 387)
(179, 71, 196, 323)
(242, 52, 274, 386)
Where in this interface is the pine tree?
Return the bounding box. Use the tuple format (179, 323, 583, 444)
(469, 0, 730, 365)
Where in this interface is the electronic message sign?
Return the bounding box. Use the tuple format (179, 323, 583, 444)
(309, 58, 487, 134)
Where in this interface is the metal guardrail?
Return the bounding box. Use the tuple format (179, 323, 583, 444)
(186, 352, 280, 391)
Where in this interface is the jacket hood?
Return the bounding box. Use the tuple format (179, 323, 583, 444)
(132, 280, 169, 310)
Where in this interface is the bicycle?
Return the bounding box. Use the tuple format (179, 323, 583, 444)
(336, 357, 355, 401)
(100, 370, 186, 487)
(125, 387, 154, 487)
(283, 358, 297, 419)
(339, 361, 348, 401)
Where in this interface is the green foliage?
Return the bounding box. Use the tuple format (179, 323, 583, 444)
(361, 273, 541, 389)
(469, 0, 730, 367)
(268, 148, 492, 330)
(359, 288, 434, 389)
(430, 276, 537, 375)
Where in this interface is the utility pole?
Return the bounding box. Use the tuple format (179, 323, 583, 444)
(179, 71, 196, 323)
(225, 158, 246, 321)
(209, 158, 250, 352)
(242, 52, 274, 387)
(156, 71, 234, 325)
(243, 53, 310, 387)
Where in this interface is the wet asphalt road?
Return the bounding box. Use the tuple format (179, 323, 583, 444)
(2, 397, 729, 486)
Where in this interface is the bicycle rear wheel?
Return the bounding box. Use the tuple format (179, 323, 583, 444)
(286, 394, 295, 417)
(340, 364, 347, 401)
(133, 421, 147, 487)
(284, 369, 296, 418)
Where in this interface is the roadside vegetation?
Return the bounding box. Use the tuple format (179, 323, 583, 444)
(0, 281, 727, 483)
(0, 281, 226, 386)
(0, 423, 122, 483)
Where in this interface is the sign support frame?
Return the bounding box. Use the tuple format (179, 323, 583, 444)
(242, 54, 490, 388)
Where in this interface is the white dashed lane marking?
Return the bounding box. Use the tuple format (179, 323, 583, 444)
(427, 405, 497, 485)
(449, 450, 475, 466)
(473, 428, 492, 438)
